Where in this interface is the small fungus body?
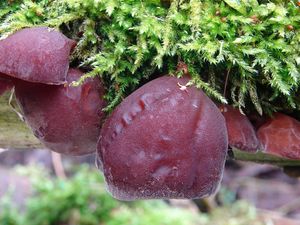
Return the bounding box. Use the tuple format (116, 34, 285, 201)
(220, 105, 259, 152)
(257, 113, 300, 159)
(0, 27, 76, 85)
(15, 69, 106, 155)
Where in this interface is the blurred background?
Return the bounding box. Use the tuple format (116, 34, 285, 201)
(0, 148, 300, 225)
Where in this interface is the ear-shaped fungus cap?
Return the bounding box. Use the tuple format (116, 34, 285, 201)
(257, 113, 300, 159)
(15, 69, 106, 156)
(220, 105, 260, 152)
(97, 75, 228, 200)
(0, 27, 76, 85)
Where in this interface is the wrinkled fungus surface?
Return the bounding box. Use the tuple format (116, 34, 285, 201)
(220, 105, 259, 152)
(0, 27, 76, 85)
(98, 76, 228, 200)
(15, 69, 106, 155)
(257, 113, 300, 159)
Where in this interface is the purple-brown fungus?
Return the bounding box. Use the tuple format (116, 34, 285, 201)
(257, 113, 300, 159)
(15, 69, 106, 155)
(97, 76, 228, 200)
(0, 27, 76, 85)
(220, 105, 260, 152)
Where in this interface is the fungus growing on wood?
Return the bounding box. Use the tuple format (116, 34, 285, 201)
(257, 113, 300, 159)
(0, 27, 76, 85)
(15, 69, 106, 155)
(220, 105, 260, 152)
(97, 76, 228, 200)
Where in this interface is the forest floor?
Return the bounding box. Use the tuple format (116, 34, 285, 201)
(0, 148, 300, 224)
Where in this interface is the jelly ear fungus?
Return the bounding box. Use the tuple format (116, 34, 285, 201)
(0, 27, 76, 85)
(257, 113, 300, 160)
(14, 69, 106, 156)
(220, 105, 260, 152)
(0, 27, 106, 155)
(97, 75, 228, 200)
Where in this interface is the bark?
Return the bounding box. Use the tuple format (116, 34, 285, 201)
(0, 93, 41, 149)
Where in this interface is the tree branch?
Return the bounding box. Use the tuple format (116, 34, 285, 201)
(1, 93, 300, 168)
(232, 148, 300, 167)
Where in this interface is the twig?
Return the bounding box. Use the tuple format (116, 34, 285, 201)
(232, 149, 300, 167)
(8, 87, 25, 122)
(223, 67, 231, 98)
(51, 151, 66, 179)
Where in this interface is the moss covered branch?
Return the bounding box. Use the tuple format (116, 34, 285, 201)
(1, 93, 299, 168)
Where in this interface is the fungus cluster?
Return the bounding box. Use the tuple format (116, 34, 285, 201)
(221, 106, 300, 160)
(1, 27, 300, 201)
(0, 27, 106, 155)
(257, 113, 300, 160)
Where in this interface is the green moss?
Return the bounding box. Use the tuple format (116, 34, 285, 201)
(0, 0, 299, 115)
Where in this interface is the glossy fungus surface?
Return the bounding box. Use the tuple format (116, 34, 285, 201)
(257, 113, 300, 159)
(0, 27, 76, 85)
(15, 69, 106, 155)
(98, 76, 228, 200)
(220, 105, 259, 152)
